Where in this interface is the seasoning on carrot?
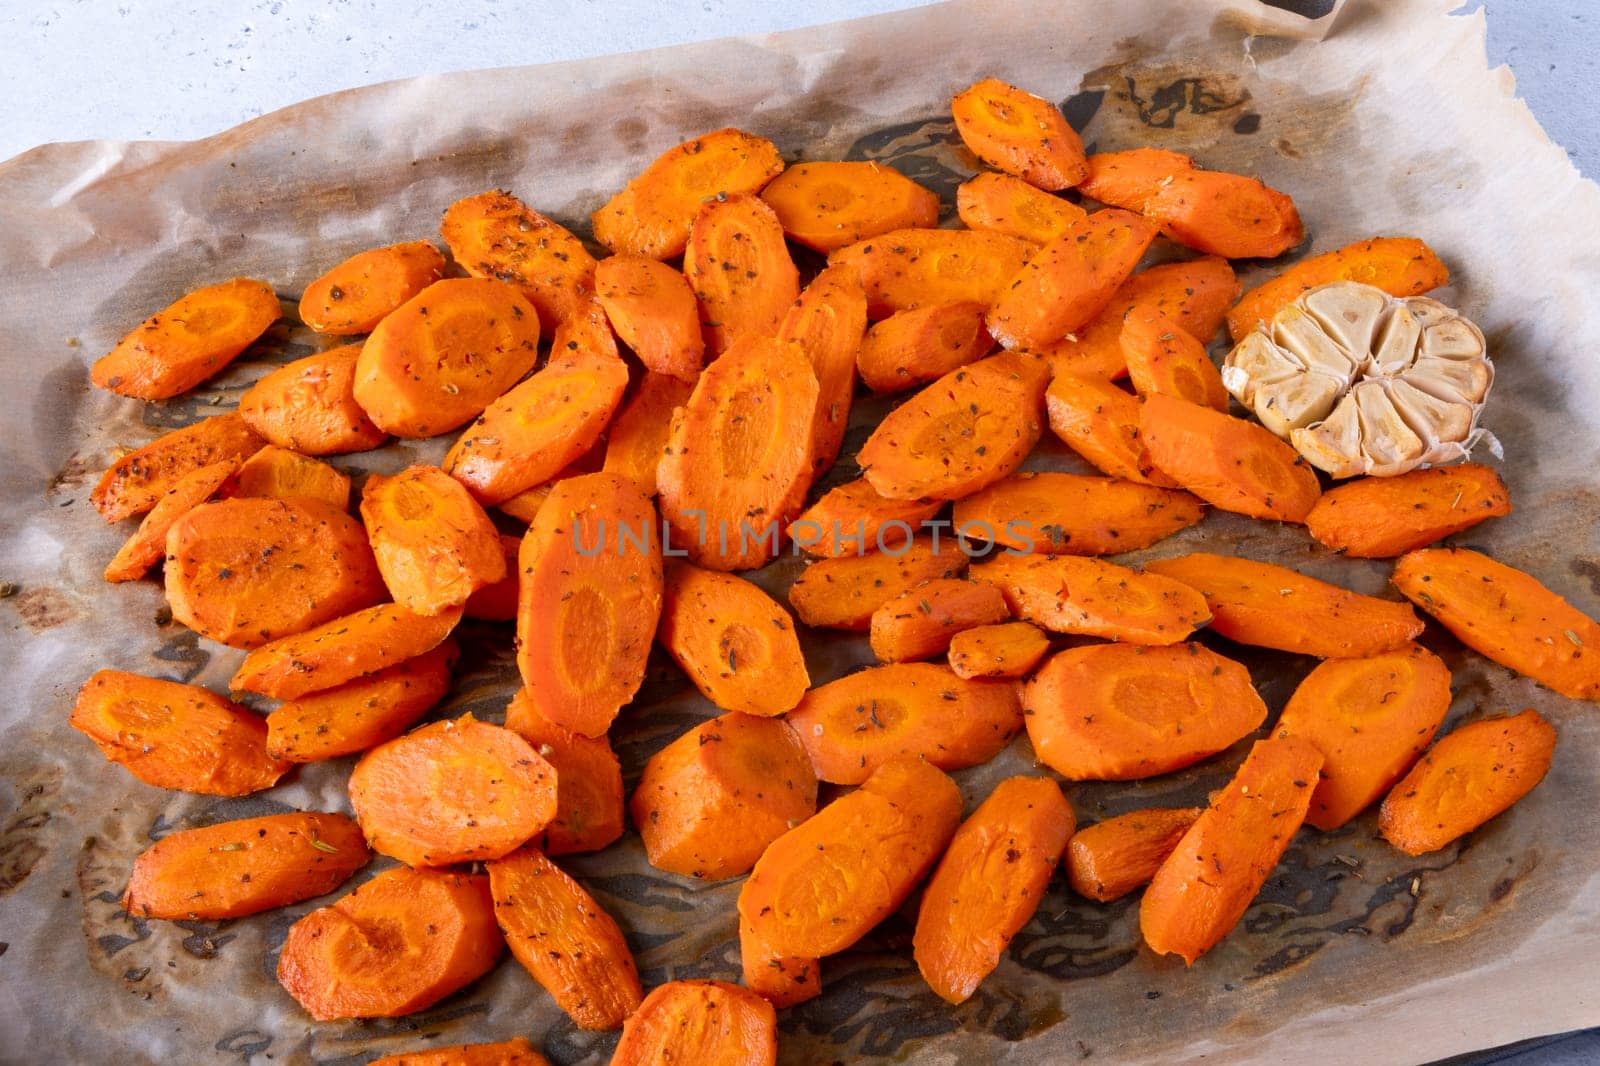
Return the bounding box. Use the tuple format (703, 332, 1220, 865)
(601, 373, 695, 497)
(1305, 464, 1512, 558)
(299, 241, 446, 335)
(92, 278, 280, 400)
(787, 478, 942, 559)
(1078, 147, 1197, 211)
(741, 913, 821, 1009)
(361, 464, 507, 615)
(463, 534, 522, 622)
(659, 561, 811, 716)
(947, 620, 1051, 679)
(1143, 170, 1303, 259)
(762, 161, 940, 253)
(867, 577, 1011, 663)
(775, 263, 869, 473)
(495, 441, 608, 525)
(951, 77, 1089, 190)
(1119, 305, 1229, 410)
(1043, 374, 1178, 487)
(956, 172, 1088, 245)
(227, 444, 350, 509)
(952, 471, 1205, 556)
(232, 602, 462, 700)
(856, 302, 994, 393)
(238, 344, 389, 455)
(369, 1038, 548, 1066)
(92, 412, 265, 523)
(503, 688, 625, 855)
(265, 640, 458, 762)
(829, 228, 1033, 317)
(788, 536, 969, 630)
(972, 553, 1211, 645)
(684, 192, 799, 358)
(1065, 807, 1203, 902)
(104, 458, 239, 583)
(594, 253, 705, 381)
(440, 190, 597, 333)
(610, 980, 778, 1066)
(1227, 236, 1449, 341)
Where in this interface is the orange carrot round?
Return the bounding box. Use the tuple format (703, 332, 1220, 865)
(951, 77, 1088, 190)
(92, 412, 264, 523)
(104, 458, 238, 583)
(956, 171, 1088, 244)
(659, 561, 811, 716)
(232, 601, 462, 700)
(1078, 147, 1196, 211)
(787, 477, 942, 559)
(951, 470, 1205, 556)
(594, 253, 705, 380)
(266, 640, 458, 762)
(503, 688, 625, 855)
(1227, 236, 1448, 341)
(92, 278, 280, 399)
(1065, 807, 1202, 902)
(741, 912, 821, 1009)
(761, 161, 939, 253)
(856, 302, 994, 393)
(239, 344, 389, 455)
(299, 241, 445, 335)
(462, 533, 522, 622)
(972, 553, 1211, 645)
(1305, 463, 1511, 558)
(370, 1038, 548, 1066)
(440, 190, 597, 334)
(947, 620, 1051, 679)
(828, 228, 1032, 317)
(361, 464, 507, 614)
(1044, 373, 1179, 487)
(867, 577, 1011, 663)
(611, 980, 778, 1066)
(226, 444, 350, 509)
(776, 263, 869, 473)
(684, 192, 799, 358)
(1119, 305, 1229, 410)
(601, 373, 695, 498)
(788, 536, 969, 630)
(1144, 170, 1303, 259)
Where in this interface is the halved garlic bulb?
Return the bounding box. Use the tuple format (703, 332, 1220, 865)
(1221, 280, 1495, 478)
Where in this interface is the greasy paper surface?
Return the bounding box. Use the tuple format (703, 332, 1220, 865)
(2, 0, 1599, 1063)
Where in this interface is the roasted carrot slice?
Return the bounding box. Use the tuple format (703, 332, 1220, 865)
(1044, 374, 1178, 487)
(787, 662, 1022, 784)
(487, 845, 642, 1030)
(104, 458, 238, 583)
(987, 208, 1157, 351)
(349, 714, 556, 867)
(227, 444, 350, 509)
(1024, 643, 1267, 780)
(788, 478, 941, 559)
(361, 465, 506, 614)
(829, 228, 1033, 317)
(594, 254, 705, 380)
(659, 562, 811, 716)
(913, 776, 1074, 1004)
(1037, 256, 1239, 380)
(856, 302, 994, 393)
(265, 640, 458, 762)
(1379, 710, 1557, 855)
(1065, 807, 1203, 902)
(776, 263, 869, 474)
(370, 1038, 548, 1066)
(951, 77, 1088, 190)
(1305, 464, 1511, 558)
(463, 534, 522, 622)
(739, 756, 961, 957)
(657, 336, 819, 570)
(947, 621, 1050, 679)
(92, 412, 265, 523)
(239, 344, 389, 455)
(353, 277, 541, 438)
(232, 602, 462, 700)
(1078, 148, 1197, 211)
(92, 278, 280, 400)
(277, 866, 502, 1021)
(601, 373, 695, 497)
(1140, 393, 1322, 523)
(741, 912, 821, 1009)
(440, 190, 596, 334)
(956, 172, 1087, 245)
(868, 578, 1011, 663)
(611, 980, 778, 1066)
(683, 192, 798, 358)
(630, 712, 817, 880)
(1276, 643, 1452, 830)
(494, 438, 607, 525)
(1146, 552, 1424, 658)
(1227, 236, 1448, 341)
(1392, 547, 1600, 699)
(593, 128, 786, 260)
(761, 160, 939, 253)
(300, 241, 446, 335)
(1141, 735, 1323, 964)
(952, 471, 1205, 556)
(517, 472, 663, 736)
(1144, 170, 1303, 259)
(125, 811, 369, 919)
(972, 553, 1211, 645)
(788, 536, 969, 630)
(858, 351, 1048, 501)
(504, 688, 625, 855)
(1119, 305, 1229, 411)
(165, 496, 385, 648)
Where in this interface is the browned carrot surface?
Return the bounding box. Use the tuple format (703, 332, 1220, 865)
(1143, 170, 1303, 259)
(92, 278, 280, 399)
(104, 458, 238, 583)
(951, 77, 1088, 190)
(439, 190, 596, 333)
(92, 412, 265, 523)
(1065, 807, 1203, 902)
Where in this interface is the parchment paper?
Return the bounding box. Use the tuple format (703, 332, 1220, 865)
(3, 1, 1599, 1063)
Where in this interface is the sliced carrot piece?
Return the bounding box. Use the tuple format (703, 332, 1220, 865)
(858, 351, 1048, 501)
(947, 621, 1050, 679)
(104, 458, 238, 583)
(684, 192, 799, 357)
(952, 470, 1205, 556)
(517, 472, 663, 736)
(776, 263, 869, 474)
(913, 776, 1074, 1004)
(1065, 807, 1202, 902)
(440, 190, 596, 334)
(353, 277, 541, 438)
(1227, 236, 1448, 341)
(1146, 552, 1424, 658)
(1277, 643, 1452, 830)
(868, 578, 1011, 663)
(1044, 374, 1178, 487)
(788, 536, 969, 631)
(1392, 547, 1600, 700)
(657, 336, 819, 570)
(957, 172, 1087, 245)
(611, 980, 777, 1066)
(987, 208, 1157, 351)
(741, 912, 821, 1009)
(594, 254, 705, 380)
(1140, 392, 1322, 523)
(828, 228, 1033, 317)
(239, 344, 388, 456)
(761, 160, 939, 253)
(787, 478, 941, 559)
(487, 845, 642, 1030)
(495, 439, 608, 525)
(550, 291, 622, 360)
(1119, 305, 1229, 410)
(265, 641, 458, 762)
(1024, 643, 1267, 780)
(602, 373, 695, 498)
(92, 278, 280, 400)
(739, 757, 961, 957)
(951, 77, 1088, 190)
(165, 496, 385, 648)
(856, 302, 994, 393)
(1305, 463, 1511, 558)
(277, 866, 502, 1020)
(593, 129, 786, 260)
(370, 1038, 547, 1066)
(659, 562, 810, 716)
(1140, 735, 1323, 964)
(787, 662, 1022, 784)
(232, 602, 462, 700)
(70, 670, 288, 795)
(1379, 710, 1557, 855)
(973, 553, 1211, 645)
(462, 534, 521, 622)
(125, 811, 369, 920)
(227, 444, 350, 509)
(504, 688, 625, 855)
(361, 464, 506, 614)
(1144, 170, 1303, 259)
(300, 241, 445, 335)
(92, 412, 265, 523)
(1078, 148, 1197, 211)
(630, 712, 817, 880)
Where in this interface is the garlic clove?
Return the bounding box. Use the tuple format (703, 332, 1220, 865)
(1302, 281, 1387, 357)
(1292, 393, 1366, 478)
(1354, 381, 1427, 472)
(1388, 377, 1475, 445)
(1405, 353, 1494, 406)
